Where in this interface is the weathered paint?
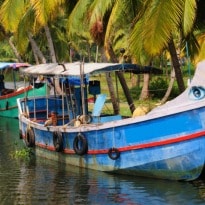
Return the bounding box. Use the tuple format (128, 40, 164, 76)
(17, 60, 205, 181)
(19, 105, 205, 181)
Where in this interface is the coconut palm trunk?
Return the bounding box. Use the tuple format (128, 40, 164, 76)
(28, 33, 46, 64)
(8, 37, 23, 62)
(105, 73, 119, 115)
(116, 71, 136, 113)
(160, 68, 175, 104)
(44, 25, 62, 95)
(108, 45, 136, 114)
(99, 46, 119, 114)
(139, 73, 150, 100)
(168, 39, 185, 93)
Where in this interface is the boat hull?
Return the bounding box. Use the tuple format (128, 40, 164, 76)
(33, 137, 204, 181)
(18, 99, 205, 181)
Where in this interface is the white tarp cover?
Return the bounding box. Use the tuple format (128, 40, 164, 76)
(20, 63, 62, 75)
(21, 63, 119, 76)
(21, 62, 161, 76)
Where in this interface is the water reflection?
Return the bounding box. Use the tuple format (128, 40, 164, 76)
(1, 117, 205, 205)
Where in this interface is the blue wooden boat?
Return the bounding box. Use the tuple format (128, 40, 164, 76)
(17, 61, 205, 181)
(0, 62, 47, 118)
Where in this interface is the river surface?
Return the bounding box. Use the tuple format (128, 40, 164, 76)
(1, 117, 205, 205)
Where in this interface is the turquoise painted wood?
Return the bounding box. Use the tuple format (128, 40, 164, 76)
(0, 84, 47, 118)
(0, 62, 47, 118)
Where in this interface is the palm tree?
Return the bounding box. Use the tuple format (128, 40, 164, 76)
(88, 0, 141, 113)
(0, 0, 28, 62)
(30, 0, 68, 63)
(0, 0, 71, 63)
(129, 0, 199, 93)
(67, 0, 121, 114)
(67, 0, 94, 62)
(0, 0, 69, 94)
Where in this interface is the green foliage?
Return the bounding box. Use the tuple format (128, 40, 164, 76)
(181, 64, 195, 77)
(11, 148, 32, 160)
(149, 76, 180, 99)
(130, 85, 142, 100)
(0, 41, 16, 61)
(129, 75, 181, 102)
(3, 69, 22, 81)
(0, 0, 27, 32)
(10, 141, 33, 160)
(129, 0, 191, 57)
(149, 77, 168, 98)
(170, 83, 180, 98)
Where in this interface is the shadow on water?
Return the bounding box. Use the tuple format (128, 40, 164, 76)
(1, 117, 205, 204)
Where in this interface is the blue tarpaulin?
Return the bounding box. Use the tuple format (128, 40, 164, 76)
(61, 75, 89, 85)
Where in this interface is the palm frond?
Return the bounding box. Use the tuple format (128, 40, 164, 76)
(130, 0, 185, 56)
(15, 7, 36, 53)
(129, 18, 152, 64)
(104, 0, 140, 59)
(67, 0, 92, 40)
(89, 0, 114, 25)
(0, 0, 27, 32)
(183, 0, 197, 35)
(30, 0, 65, 26)
(194, 33, 205, 63)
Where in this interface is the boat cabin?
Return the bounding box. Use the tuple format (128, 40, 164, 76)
(18, 62, 162, 127)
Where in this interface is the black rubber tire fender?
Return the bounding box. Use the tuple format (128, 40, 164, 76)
(73, 133, 88, 155)
(26, 127, 35, 147)
(108, 147, 120, 160)
(53, 131, 64, 152)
